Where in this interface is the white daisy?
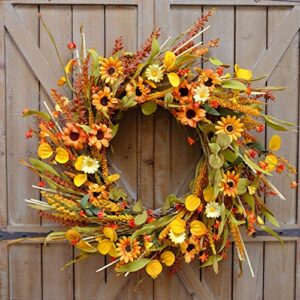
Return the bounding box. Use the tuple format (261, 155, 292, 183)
(205, 202, 221, 218)
(145, 64, 164, 82)
(169, 230, 186, 244)
(81, 156, 100, 174)
(193, 85, 210, 104)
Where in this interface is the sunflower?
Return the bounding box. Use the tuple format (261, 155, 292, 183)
(180, 235, 201, 263)
(219, 170, 240, 197)
(145, 64, 164, 82)
(199, 69, 221, 88)
(92, 86, 118, 112)
(99, 57, 123, 84)
(172, 80, 193, 104)
(88, 183, 109, 200)
(193, 84, 210, 104)
(176, 103, 206, 128)
(116, 237, 141, 263)
(215, 115, 244, 140)
(135, 77, 150, 103)
(88, 124, 112, 150)
(61, 123, 87, 150)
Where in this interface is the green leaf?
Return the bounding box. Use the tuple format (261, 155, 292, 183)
(201, 255, 222, 268)
(221, 80, 247, 91)
(243, 193, 255, 211)
(165, 194, 182, 207)
(209, 57, 224, 66)
(220, 149, 237, 163)
(262, 115, 293, 131)
(264, 211, 280, 228)
(249, 141, 265, 152)
(134, 210, 148, 226)
(141, 102, 157, 116)
(130, 225, 156, 242)
(164, 92, 173, 105)
(218, 204, 227, 237)
(146, 38, 160, 64)
(109, 187, 127, 201)
(132, 199, 143, 213)
(243, 154, 271, 176)
(237, 178, 248, 195)
(203, 104, 220, 116)
(29, 158, 61, 178)
(209, 154, 224, 169)
(116, 258, 151, 273)
(111, 124, 119, 139)
(260, 225, 284, 245)
(23, 110, 51, 121)
(216, 134, 231, 150)
(78, 125, 91, 133)
(80, 195, 90, 209)
(218, 226, 229, 253)
(209, 143, 220, 154)
(88, 49, 100, 76)
(61, 253, 91, 271)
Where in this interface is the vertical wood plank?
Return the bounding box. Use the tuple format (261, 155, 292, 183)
(233, 7, 267, 300)
(6, 5, 40, 226)
(264, 7, 298, 300)
(9, 244, 42, 300)
(0, 242, 8, 300)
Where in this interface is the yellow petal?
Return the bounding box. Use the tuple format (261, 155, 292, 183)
(164, 51, 176, 70)
(38, 143, 53, 159)
(265, 154, 278, 172)
(235, 64, 252, 81)
(106, 174, 120, 184)
(65, 59, 74, 74)
(76, 240, 97, 253)
(57, 76, 66, 86)
(185, 195, 201, 211)
(190, 220, 207, 237)
(55, 147, 69, 164)
(65, 229, 81, 242)
(161, 251, 175, 267)
(75, 155, 84, 171)
(103, 227, 117, 242)
(108, 244, 118, 257)
(167, 72, 180, 87)
(74, 173, 87, 187)
(170, 218, 186, 235)
(269, 135, 281, 152)
(203, 186, 214, 202)
(146, 259, 162, 279)
(98, 239, 113, 255)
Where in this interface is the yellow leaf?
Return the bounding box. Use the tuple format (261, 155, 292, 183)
(103, 227, 117, 242)
(265, 154, 278, 172)
(65, 229, 81, 242)
(234, 64, 253, 81)
(185, 195, 200, 211)
(161, 251, 175, 267)
(65, 59, 74, 74)
(257, 216, 264, 225)
(203, 186, 214, 202)
(190, 220, 207, 237)
(75, 155, 84, 171)
(269, 135, 281, 151)
(164, 51, 176, 70)
(55, 147, 69, 164)
(106, 174, 120, 184)
(146, 260, 162, 279)
(170, 218, 186, 235)
(98, 239, 113, 255)
(76, 240, 97, 253)
(108, 244, 118, 257)
(38, 143, 53, 159)
(167, 72, 180, 87)
(57, 76, 66, 86)
(74, 173, 87, 187)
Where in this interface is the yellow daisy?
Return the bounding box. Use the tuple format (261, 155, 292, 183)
(99, 57, 123, 84)
(116, 237, 141, 263)
(219, 170, 240, 197)
(215, 115, 244, 140)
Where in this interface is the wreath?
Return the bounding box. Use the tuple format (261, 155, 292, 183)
(21, 10, 297, 280)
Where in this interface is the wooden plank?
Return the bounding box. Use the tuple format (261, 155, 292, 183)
(6, 4, 40, 226)
(42, 244, 73, 300)
(0, 242, 8, 300)
(9, 244, 42, 299)
(11, 0, 138, 4)
(233, 7, 267, 300)
(263, 7, 298, 300)
(254, 6, 300, 82)
(171, 0, 299, 6)
(4, 2, 57, 99)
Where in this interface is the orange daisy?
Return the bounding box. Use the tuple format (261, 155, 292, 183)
(215, 115, 244, 140)
(92, 86, 118, 112)
(88, 124, 112, 150)
(172, 80, 193, 104)
(135, 77, 150, 103)
(99, 57, 123, 84)
(198, 69, 221, 89)
(61, 123, 87, 150)
(219, 170, 240, 198)
(180, 235, 201, 263)
(176, 103, 206, 128)
(116, 237, 141, 263)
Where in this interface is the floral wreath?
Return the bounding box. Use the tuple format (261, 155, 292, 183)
(21, 10, 297, 280)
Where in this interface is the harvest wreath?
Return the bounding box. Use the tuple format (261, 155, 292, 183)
(21, 10, 296, 280)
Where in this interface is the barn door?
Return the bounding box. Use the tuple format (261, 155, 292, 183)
(0, 1, 300, 300)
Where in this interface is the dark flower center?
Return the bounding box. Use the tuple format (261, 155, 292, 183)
(125, 245, 132, 252)
(227, 180, 234, 188)
(100, 97, 109, 106)
(187, 244, 195, 252)
(225, 124, 234, 133)
(186, 109, 196, 119)
(179, 87, 189, 97)
(93, 192, 101, 197)
(204, 78, 213, 87)
(107, 66, 116, 75)
(96, 130, 104, 140)
(136, 87, 142, 96)
(70, 132, 80, 141)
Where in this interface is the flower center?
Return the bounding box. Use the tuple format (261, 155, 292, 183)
(100, 97, 109, 106)
(151, 70, 158, 77)
(227, 180, 234, 188)
(179, 87, 189, 97)
(204, 78, 213, 87)
(186, 109, 196, 119)
(136, 87, 142, 96)
(225, 124, 234, 133)
(96, 130, 104, 140)
(93, 192, 101, 198)
(125, 245, 132, 252)
(209, 207, 216, 212)
(187, 244, 195, 252)
(107, 66, 116, 75)
(70, 132, 80, 141)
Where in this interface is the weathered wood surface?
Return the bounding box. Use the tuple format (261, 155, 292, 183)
(1, 1, 299, 300)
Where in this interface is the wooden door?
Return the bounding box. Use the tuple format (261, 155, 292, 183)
(0, 1, 299, 299)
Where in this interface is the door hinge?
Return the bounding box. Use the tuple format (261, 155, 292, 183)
(252, 228, 300, 237)
(0, 230, 51, 241)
